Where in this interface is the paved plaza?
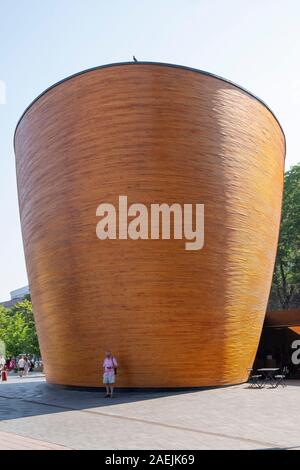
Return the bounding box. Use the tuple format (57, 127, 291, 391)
(0, 375, 299, 450)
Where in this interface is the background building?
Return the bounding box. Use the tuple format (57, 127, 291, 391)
(0, 285, 30, 308)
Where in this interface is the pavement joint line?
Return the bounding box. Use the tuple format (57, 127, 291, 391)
(0, 392, 281, 449)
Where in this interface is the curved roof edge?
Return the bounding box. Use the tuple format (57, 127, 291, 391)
(13, 61, 286, 156)
(265, 308, 300, 328)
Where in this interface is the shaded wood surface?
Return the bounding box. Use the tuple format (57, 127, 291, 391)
(265, 309, 300, 328)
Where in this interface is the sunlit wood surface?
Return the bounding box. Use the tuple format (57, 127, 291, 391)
(15, 63, 285, 387)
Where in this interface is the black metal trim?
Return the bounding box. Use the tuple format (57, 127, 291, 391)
(13, 61, 286, 155)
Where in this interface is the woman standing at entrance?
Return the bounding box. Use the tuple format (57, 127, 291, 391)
(103, 351, 118, 398)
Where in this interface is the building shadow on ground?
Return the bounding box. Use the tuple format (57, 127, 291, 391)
(0, 376, 229, 421)
(1, 376, 299, 422)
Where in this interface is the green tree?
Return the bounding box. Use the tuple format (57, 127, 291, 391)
(271, 163, 300, 309)
(0, 300, 40, 357)
(0, 306, 9, 356)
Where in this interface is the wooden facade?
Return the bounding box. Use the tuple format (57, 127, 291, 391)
(15, 62, 285, 387)
(265, 309, 300, 328)
(255, 309, 300, 376)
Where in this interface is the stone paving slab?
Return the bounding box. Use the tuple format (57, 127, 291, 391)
(0, 430, 70, 450)
(0, 376, 299, 450)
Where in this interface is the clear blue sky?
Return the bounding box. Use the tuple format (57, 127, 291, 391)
(0, 0, 299, 300)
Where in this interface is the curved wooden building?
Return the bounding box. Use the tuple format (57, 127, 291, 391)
(14, 62, 285, 388)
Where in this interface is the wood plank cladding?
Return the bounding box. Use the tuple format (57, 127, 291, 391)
(14, 63, 285, 388)
(265, 309, 300, 328)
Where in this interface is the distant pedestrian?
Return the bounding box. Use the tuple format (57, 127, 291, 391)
(0, 356, 5, 371)
(9, 358, 16, 371)
(24, 357, 30, 376)
(18, 356, 25, 378)
(103, 351, 118, 398)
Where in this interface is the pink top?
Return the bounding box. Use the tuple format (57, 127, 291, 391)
(103, 356, 118, 374)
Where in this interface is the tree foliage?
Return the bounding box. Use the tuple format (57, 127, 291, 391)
(272, 163, 300, 309)
(0, 299, 40, 357)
